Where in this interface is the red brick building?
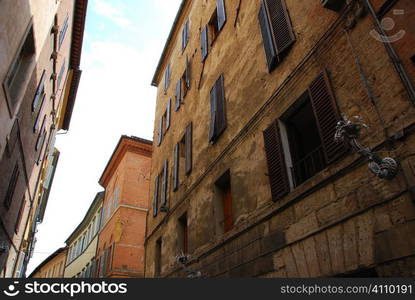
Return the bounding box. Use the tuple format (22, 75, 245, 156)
(96, 136, 152, 278)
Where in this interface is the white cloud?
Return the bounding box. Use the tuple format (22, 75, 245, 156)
(93, 0, 132, 28)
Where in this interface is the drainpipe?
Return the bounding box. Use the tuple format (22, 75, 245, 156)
(363, 0, 415, 104)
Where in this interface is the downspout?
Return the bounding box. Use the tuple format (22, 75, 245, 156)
(363, 0, 415, 104)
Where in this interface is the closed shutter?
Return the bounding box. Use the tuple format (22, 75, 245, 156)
(185, 57, 191, 89)
(166, 99, 171, 130)
(209, 83, 218, 142)
(160, 160, 168, 210)
(308, 71, 346, 164)
(182, 20, 189, 50)
(157, 117, 163, 146)
(175, 79, 181, 111)
(215, 75, 227, 136)
(4, 163, 20, 208)
(173, 143, 179, 191)
(153, 175, 159, 217)
(185, 123, 192, 174)
(258, 2, 278, 72)
(259, 0, 295, 72)
(32, 70, 46, 111)
(201, 25, 208, 62)
(217, 0, 227, 31)
(263, 121, 290, 202)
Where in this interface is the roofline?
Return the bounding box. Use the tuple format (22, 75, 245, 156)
(151, 0, 187, 87)
(98, 135, 153, 186)
(28, 247, 67, 277)
(65, 192, 104, 244)
(61, 0, 88, 130)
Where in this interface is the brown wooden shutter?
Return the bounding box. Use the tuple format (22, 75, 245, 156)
(215, 75, 227, 137)
(209, 83, 218, 142)
(201, 25, 208, 62)
(160, 160, 168, 211)
(173, 143, 179, 191)
(157, 117, 163, 146)
(166, 99, 171, 130)
(217, 0, 226, 31)
(153, 175, 159, 217)
(185, 123, 192, 174)
(175, 79, 181, 111)
(265, 0, 295, 55)
(263, 121, 290, 202)
(308, 71, 346, 164)
(258, 2, 278, 72)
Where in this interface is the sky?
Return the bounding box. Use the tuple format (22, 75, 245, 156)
(26, 0, 182, 275)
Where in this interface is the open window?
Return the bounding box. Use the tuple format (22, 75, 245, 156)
(214, 170, 233, 234)
(178, 213, 188, 254)
(173, 123, 193, 191)
(155, 238, 162, 277)
(200, 0, 226, 61)
(263, 72, 346, 202)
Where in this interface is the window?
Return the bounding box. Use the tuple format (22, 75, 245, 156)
(3, 22, 35, 114)
(214, 170, 233, 233)
(155, 238, 162, 277)
(263, 72, 346, 201)
(59, 14, 69, 48)
(181, 19, 189, 51)
(173, 123, 193, 191)
(178, 213, 188, 254)
(180, 57, 191, 99)
(113, 187, 120, 209)
(152, 175, 159, 217)
(15, 196, 26, 233)
(57, 58, 66, 90)
(164, 63, 171, 91)
(157, 117, 163, 146)
(35, 116, 47, 151)
(3, 163, 20, 209)
(175, 79, 182, 111)
(163, 99, 171, 134)
(258, 0, 295, 72)
(33, 71, 47, 133)
(200, 0, 226, 61)
(209, 75, 226, 143)
(6, 119, 19, 155)
(159, 160, 169, 212)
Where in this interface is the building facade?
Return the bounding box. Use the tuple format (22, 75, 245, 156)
(145, 0, 415, 277)
(0, 0, 88, 277)
(29, 247, 67, 278)
(64, 192, 102, 278)
(96, 136, 152, 278)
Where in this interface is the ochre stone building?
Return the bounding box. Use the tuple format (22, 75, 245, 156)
(96, 136, 152, 278)
(0, 0, 87, 277)
(145, 0, 415, 277)
(29, 247, 67, 278)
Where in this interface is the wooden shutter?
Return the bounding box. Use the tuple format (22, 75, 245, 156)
(201, 25, 208, 62)
(209, 83, 218, 142)
(166, 99, 171, 130)
(164, 64, 170, 91)
(185, 123, 192, 174)
(182, 20, 189, 50)
(215, 75, 227, 136)
(217, 0, 227, 31)
(263, 121, 290, 202)
(175, 79, 181, 111)
(258, 2, 278, 72)
(185, 57, 191, 89)
(173, 143, 179, 191)
(265, 0, 295, 55)
(157, 117, 163, 146)
(308, 71, 346, 164)
(160, 160, 168, 210)
(32, 70, 46, 111)
(4, 163, 20, 208)
(223, 187, 233, 232)
(153, 175, 159, 217)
